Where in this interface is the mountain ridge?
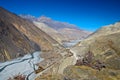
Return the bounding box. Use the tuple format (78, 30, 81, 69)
(0, 7, 62, 62)
(20, 14, 92, 45)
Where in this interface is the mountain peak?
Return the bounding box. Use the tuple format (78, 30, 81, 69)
(38, 15, 52, 22)
(19, 14, 36, 18)
(19, 14, 37, 21)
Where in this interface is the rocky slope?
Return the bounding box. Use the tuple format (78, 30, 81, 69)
(0, 19, 38, 62)
(37, 16, 79, 30)
(0, 7, 73, 80)
(0, 7, 62, 62)
(20, 15, 91, 45)
(33, 21, 67, 44)
(72, 22, 120, 57)
(66, 22, 120, 80)
(58, 28, 90, 40)
(35, 22, 120, 80)
(37, 16, 91, 41)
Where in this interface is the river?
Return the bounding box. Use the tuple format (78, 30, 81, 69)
(0, 51, 43, 80)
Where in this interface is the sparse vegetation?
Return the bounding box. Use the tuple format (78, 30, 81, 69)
(8, 74, 26, 80)
(75, 51, 106, 70)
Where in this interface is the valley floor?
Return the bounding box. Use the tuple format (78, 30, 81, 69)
(0, 51, 43, 80)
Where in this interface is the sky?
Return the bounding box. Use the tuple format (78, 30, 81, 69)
(0, 0, 120, 31)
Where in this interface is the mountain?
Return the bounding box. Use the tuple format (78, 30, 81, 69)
(67, 22, 120, 80)
(58, 28, 90, 40)
(1, 7, 120, 80)
(72, 22, 120, 55)
(19, 14, 38, 22)
(0, 7, 62, 62)
(89, 22, 120, 37)
(33, 21, 67, 44)
(37, 16, 91, 40)
(37, 16, 78, 30)
(35, 22, 120, 80)
(20, 15, 91, 46)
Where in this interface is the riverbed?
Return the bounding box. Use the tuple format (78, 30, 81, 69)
(0, 51, 43, 80)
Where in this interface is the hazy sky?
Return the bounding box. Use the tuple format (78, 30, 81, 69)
(0, 0, 120, 31)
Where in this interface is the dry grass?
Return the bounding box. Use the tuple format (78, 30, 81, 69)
(8, 73, 26, 80)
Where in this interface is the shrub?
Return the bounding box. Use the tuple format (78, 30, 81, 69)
(8, 73, 26, 80)
(75, 51, 94, 66)
(75, 51, 106, 71)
